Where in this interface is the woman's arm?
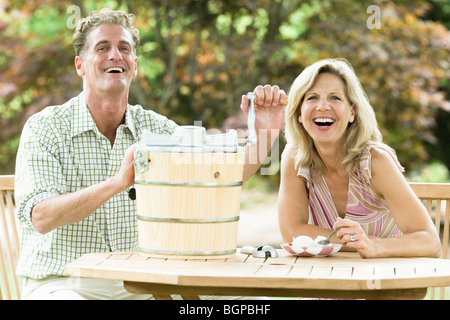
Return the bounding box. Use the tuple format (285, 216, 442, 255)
(277, 144, 336, 242)
(335, 148, 441, 258)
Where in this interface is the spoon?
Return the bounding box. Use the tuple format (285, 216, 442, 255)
(317, 229, 337, 246)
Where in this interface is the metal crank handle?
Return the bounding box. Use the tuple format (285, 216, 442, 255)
(241, 92, 289, 146)
(246, 92, 257, 146)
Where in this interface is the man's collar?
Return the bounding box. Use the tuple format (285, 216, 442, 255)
(123, 105, 138, 140)
(70, 92, 98, 138)
(70, 91, 138, 140)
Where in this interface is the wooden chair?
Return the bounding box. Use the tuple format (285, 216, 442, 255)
(0, 175, 21, 300)
(409, 182, 450, 300)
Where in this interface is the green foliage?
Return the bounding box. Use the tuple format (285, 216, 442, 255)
(409, 162, 450, 183)
(0, 0, 449, 180)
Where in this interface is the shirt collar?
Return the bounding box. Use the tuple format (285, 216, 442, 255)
(70, 92, 97, 138)
(123, 105, 138, 140)
(70, 91, 138, 140)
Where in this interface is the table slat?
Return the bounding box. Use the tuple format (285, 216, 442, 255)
(310, 265, 332, 278)
(331, 266, 353, 278)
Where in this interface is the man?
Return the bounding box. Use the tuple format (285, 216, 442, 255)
(15, 8, 286, 299)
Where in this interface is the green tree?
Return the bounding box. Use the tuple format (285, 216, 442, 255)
(0, 0, 449, 186)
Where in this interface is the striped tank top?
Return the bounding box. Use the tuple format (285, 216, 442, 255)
(298, 146, 404, 238)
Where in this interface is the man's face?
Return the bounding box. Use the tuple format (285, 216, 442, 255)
(75, 24, 138, 95)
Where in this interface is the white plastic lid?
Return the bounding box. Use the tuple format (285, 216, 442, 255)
(139, 125, 243, 153)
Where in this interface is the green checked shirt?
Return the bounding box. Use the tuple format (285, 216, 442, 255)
(15, 92, 177, 279)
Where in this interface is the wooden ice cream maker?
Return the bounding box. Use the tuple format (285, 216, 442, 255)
(134, 93, 258, 259)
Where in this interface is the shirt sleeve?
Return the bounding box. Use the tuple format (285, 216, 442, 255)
(15, 113, 68, 225)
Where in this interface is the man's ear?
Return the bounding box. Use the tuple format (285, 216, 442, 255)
(75, 56, 85, 77)
(133, 56, 138, 77)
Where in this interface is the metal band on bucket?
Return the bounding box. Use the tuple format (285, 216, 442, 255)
(138, 247, 236, 256)
(135, 180, 242, 188)
(137, 215, 239, 224)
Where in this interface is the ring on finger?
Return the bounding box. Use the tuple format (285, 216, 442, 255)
(349, 234, 355, 242)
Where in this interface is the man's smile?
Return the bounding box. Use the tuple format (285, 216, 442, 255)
(104, 66, 125, 73)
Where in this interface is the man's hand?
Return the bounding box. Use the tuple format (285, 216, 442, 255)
(114, 143, 137, 190)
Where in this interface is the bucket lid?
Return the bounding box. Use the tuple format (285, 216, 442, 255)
(139, 125, 244, 153)
(138, 92, 258, 154)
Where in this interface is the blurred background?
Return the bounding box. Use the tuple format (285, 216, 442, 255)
(0, 0, 449, 187)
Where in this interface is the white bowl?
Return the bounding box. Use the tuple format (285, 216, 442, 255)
(281, 242, 342, 257)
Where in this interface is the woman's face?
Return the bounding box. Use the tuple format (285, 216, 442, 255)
(299, 73, 355, 147)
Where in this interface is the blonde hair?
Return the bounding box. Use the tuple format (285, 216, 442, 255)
(72, 8, 140, 57)
(285, 58, 390, 179)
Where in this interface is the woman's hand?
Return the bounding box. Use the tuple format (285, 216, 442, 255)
(333, 217, 378, 258)
(240, 84, 287, 135)
(240, 85, 287, 181)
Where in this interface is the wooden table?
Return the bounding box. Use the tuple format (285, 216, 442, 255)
(64, 250, 450, 300)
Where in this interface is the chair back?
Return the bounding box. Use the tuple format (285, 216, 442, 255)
(0, 175, 21, 300)
(410, 182, 450, 300)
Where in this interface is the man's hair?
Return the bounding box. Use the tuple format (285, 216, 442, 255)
(72, 8, 140, 57)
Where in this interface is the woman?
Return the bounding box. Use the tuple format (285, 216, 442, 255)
(278, 58, 441, 258)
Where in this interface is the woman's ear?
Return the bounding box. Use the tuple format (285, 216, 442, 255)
(349, 104, 356, 123)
